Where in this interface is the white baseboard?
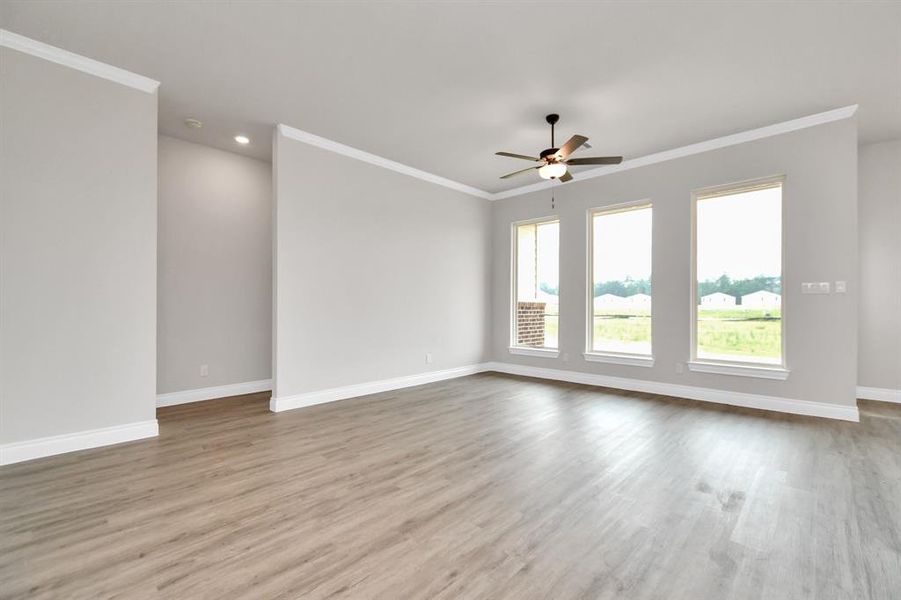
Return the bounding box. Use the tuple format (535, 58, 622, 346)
(270, 361, 858, 422)
(270, 365, 485, 412)
(3, 367, 862, 466)
(157, 379, 272, 407)
(483, 362, 860, 422)
(857, 386, 901, 404)
(0, 420, 159, 466)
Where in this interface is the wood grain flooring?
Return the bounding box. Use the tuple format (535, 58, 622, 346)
(1, 373, 899, 599)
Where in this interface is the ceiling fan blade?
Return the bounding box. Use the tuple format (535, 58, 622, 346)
(556, 135, 589, 160)
(559, 171, 573, 183)
(496, 151, 540, 161)
(500, 165, 541, 179)
(565, 156, 624, 166)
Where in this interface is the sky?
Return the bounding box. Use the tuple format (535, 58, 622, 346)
(593, 207, 652, 282)
(536, 221, 559, 287)
(517, 221, 559, 300)
(697, 186, 781, 281)
(521, 184, 780, 298)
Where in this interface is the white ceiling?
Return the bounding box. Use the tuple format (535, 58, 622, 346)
(3, 1, 899, 193)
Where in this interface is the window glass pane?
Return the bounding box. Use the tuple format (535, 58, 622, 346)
(591, 206, 652, 354)
(696, 184, 782, 363)
(514, 220, 559, 348)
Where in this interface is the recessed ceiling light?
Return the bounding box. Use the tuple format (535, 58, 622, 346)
(184, 118, 203, 129)
(234, 135, 250, 145)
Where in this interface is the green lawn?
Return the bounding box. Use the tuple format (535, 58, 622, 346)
(540, 308, 781, 360)
(697, 308, 781, 360)
(591, 308, 781, 359)
(590, 310, 651, 353)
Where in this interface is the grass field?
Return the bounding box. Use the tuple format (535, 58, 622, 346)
(590, 308, 781, 359)
(592, 310, 651, 353)
(539, 308, 781, 360)
(697, 308, 781, 360)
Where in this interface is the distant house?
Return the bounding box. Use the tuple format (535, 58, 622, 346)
(626, 293, 652, 308)
(594, 293, 626, 309)
(741, 290, 781, 308)
(700, 292, 736, 307)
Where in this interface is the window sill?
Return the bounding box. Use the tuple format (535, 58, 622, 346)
(687, 361, 790, 380)
(583, 352, 654, 368)
(509, 346, 560, 358)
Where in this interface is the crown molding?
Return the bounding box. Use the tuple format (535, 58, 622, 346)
(0, 29, 159, 94)
(279, 105, 857, 202)
(277, 124, 493, 200)
(491, 105, 859, 200)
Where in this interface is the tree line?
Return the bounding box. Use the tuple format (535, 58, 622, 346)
(541, 274, 779, 299)
(697, 274, 780, 298)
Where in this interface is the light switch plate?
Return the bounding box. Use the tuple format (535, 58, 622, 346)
(802, 282, 831, 294)
(835, 281, 847, 293)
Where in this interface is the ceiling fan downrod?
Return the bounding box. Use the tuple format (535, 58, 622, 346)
(546, 113, 559, 149)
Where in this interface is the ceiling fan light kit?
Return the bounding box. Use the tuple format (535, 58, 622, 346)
(496, 113, 623, 183)
(538, 162, 567, 180)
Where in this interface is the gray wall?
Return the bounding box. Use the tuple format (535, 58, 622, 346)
(858, 140, 901, 391)
(490, 118, 859, 407)
(273, 130, 491, 398)
(157, 136, 272, 394)
(0, 48, 158, 443)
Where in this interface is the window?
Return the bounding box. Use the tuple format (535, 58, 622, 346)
(511, 218, 559, 354)
(587, 203, 653, 361)
(692, 177, 784, 369)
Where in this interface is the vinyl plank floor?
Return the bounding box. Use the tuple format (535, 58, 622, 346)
(1, 373, 899, 599)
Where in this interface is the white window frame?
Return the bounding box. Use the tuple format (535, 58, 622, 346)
(584, 200, 655, 367)
(509, 216, 560, 358)
(688, 175, 789, 380)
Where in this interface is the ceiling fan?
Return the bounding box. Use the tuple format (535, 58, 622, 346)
(496, 114, 622, 182)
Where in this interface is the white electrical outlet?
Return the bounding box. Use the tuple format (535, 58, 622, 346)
(200, 364, 209, 377)
(835, 281, 847, 293)
(425, 353, 433, 364)
(675, 362, 684, 374)
(562, 352, 570, 362)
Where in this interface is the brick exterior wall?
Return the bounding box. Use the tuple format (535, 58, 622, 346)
(516, 302, 546, 347)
